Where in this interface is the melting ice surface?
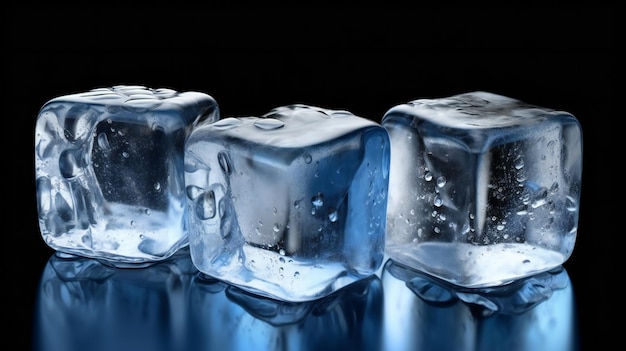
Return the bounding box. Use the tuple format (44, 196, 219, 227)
(382, 91, 583, 288)
(184, 104, 390, 302)
(35, 85, 219, 265)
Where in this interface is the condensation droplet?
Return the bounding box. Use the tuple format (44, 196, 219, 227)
(144, 209, 151, 215)
(523, 259, 531, 264)
(328, 209, 338, 222)
(254, 118, 285, 130)
(273, 223, 281, 232)
(122, 151, 129, 158)
(153, 182, 161, 191)
(436, 176, 446, 188)
(311, 193, 324, 207)
(424, 172, 433, 181)
(303, 153, 312, 164)
(294, 272, 300, 278)
(565, 196, 577, 211)
(433, 194, 443, 207)
(217, 151, 232, 175)
(279, 248, 286, 256)
(211, 117, 242, 130)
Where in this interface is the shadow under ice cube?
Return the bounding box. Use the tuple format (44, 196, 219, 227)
(35, 85, 219, 266)
(382, 91, 582, 288)
(184, 104, 390, 302)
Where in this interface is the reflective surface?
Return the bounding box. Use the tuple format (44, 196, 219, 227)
(32, 249, 577, 351)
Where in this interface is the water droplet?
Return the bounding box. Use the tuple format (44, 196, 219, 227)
(254, 118, 285, 130)
(496, 224, 505, 231)
(279, 248, 286, 256)
(139, 234, 145, 239)
(565, 196, 577, 211)
(122, 151, 129, 158)
(273, 223, 281, 232)
(311, 193, 324, 207)
(294, 200, 301, 209)
(523, 259, 531, 264)
(217, 151, 232, 175)
(211, 117, 242, 130)
(153, 182, 161, 191)
(328, 208, 338, 222)
(130, 220, 135, 226)
(433, 194, 443, 207)
(514, 157, 524, 169)
(272, 207, 278, 215)
(424, 172, 433, 181)
(303, 153, 312, 164)
(144, 209, 151, 215)
(294, 272, 300, 278)
(279, 267, 284, 274)
(436, 176, 446, 188)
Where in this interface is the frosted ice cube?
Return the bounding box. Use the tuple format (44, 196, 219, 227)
(35, 85, 219, 266)
(382, 91, 582, 288)
(184, 104, 390, 302)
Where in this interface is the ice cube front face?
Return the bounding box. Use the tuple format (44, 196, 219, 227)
(35, 85, 219, 266)
(382, 91, 582, 288)
(184, 104, 390, 302)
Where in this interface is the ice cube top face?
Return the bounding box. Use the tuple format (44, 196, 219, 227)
(382, 91, 583, 288)
(35, 85, 219, 266)
(184, 104, 390, 302)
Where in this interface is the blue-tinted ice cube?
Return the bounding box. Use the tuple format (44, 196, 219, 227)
(382, 91, 582, 288)
(184, 104, 390, 302)
(35, 85, 219, 266)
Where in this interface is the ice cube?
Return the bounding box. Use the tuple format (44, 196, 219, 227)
(35, 85, 219, 266)
(184, 104, 390, 302)
(382, 91, 582, 288)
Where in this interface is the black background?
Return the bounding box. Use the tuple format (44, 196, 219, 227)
(7, 5, 616, 350)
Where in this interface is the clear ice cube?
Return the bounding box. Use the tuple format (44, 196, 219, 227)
(381, 91, 582, 288)
(35, 85, 219, 266)
(184, 104, 390, 302)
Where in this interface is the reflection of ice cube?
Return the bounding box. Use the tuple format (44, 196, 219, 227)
(381, 260, 577, 351)
(188, 273, 384, 350)
(35, 86, 219, 265)
(33, 249, 197, 351)
(382, 91, 583, 288)
(184, 104, 390, 302)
